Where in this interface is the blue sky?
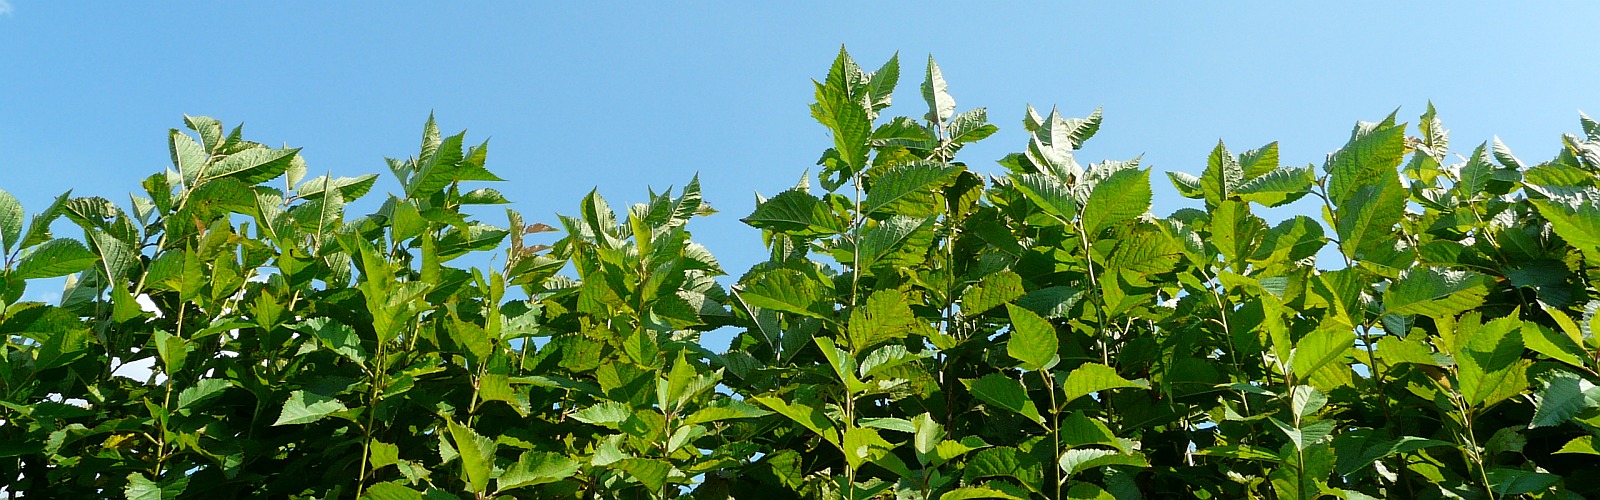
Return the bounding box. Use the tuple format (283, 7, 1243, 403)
(4, 2, 1599, 330)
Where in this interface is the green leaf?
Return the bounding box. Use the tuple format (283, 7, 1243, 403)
(125, 472, 187, 500)
(921, 56, 955, 124)
(846, 289, 926, 352)
(680, 400, 771, 426)
(1334, 435, 1453, 476)
(571, 401, 632, 428)
(1210, 200, 1267, 269)
(962, 270, 1024, 316)
(842, 427, 893, 469)
(864, 161, 959, 216)
(735, 268, 834, 321)
(1058, 449, 1148, 477)
(296, 318, 369, 364)
(941, 486, 1029, 500)
(742, 189, 844, 237)
(1524, 321, 1587, 369)
(14, 238, 97, 279)
(0, 188, 22, 254)
(360, 483, 423, 500)
(1236, 166, 1314, 207)
(1166, 171, 1204, 199)
(273, 390, 348, 426)
(963, 373, 1043, 425)
(369, 441, 400, 470)
(206, 147, 300, 185)
(176, 379, 232, 411)
(1530, 195, 1600, 255)
(851, 215, 935, 270)
(1291, 328, 1355, 383)
(447, 420, 497, 494)
(169, 129, 207, 187)
(406, 132, 465, 199)
(1066, 483, 1117, 500)
(613, 458, 673, 492)
(1325, 120, 1407, 207)
(963, 446, 1043, 492)
(1334, 180, 1407, 264)
(1080, 167, 1150, 235)
(498, 451, 580, 491)
(1005, 304, 1058, 371)
(1555, 436, 1600, 455)
(1200, 140, 1244, 207)
(296, 174, 380, 201)
(1486, 468, 1561, 496)
(1457, 315, 1531, 408)
(751, 396, 839, 446)
(1383, 267, 1494, 319)
(1251, 215, 1325, 265)
(1011, 173, 1078, 223)
(1529, 371, 1600, 428)
(1269, 417, 1336, 451)
(19, 191, 69, 250)
(1061, 363, 1147, 403)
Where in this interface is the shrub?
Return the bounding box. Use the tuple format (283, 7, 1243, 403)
(3, 48, 1599, 499)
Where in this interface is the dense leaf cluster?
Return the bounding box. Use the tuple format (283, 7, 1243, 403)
(4, 48, 1600, 499)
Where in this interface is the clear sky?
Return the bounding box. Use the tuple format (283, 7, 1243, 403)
(4, 2, 1599, 325)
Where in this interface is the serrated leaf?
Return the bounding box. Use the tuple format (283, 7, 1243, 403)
(14, 238, 97, 279)
(1269, 417, 1336, 451)
(407, 132, 465, 198)
(963, 373, 1043, 425)
(1200, 140, 1243, 207)
(359, 483, 423, 500)
(1555, 436, 1600, 455)
(845, 289, 925, 352)
(1334, 180, 1407, 264)
(207, 147, 299, 185)
(1291, 328, 1355, 383)
(1384, 267, 1493, 318)
(296, 174, 379, 201)
(851, 215, 935, 270)
(864, 161, 959, 216)
(447, 420, 496, 494)
(0, 188, 24, 254)
(1167, 171, 1204, 199)
(177, 379, 232, 411)
(273, 390, 347, 426)
(1486, 468, 1561, 496)
(571, 401, 632, 428)
(735, 268, 834, 321)
(1005, 304, 1058, 371)
(1058, 449, 1148, 477)
(1529, 371, 1600, 428)
(1011, 173, 1077, 223)
(1326, 121, 1407, 206)
(614, 458, 674, 492)
(1530, 196, 1600, 254)
(19, 191, 69, 250)
(124, 472, 186, 500)
(1081, 167, 1150, 235)
(751, 396, 838, 446)
(921, 57, 955, 124)
(742, 189, 844, 237)
(498, 451, 579, 491)
(1061, 363, 1147, 403)
(964, 446, 1042, 491)
(1236, 166, 1314, 207)
(295, 318, 368, 364)
(962, 270, 1024, 316)
(369, 441, 400, 470)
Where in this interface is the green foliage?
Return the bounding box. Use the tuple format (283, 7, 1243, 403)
(5, 48, 1600, 500)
